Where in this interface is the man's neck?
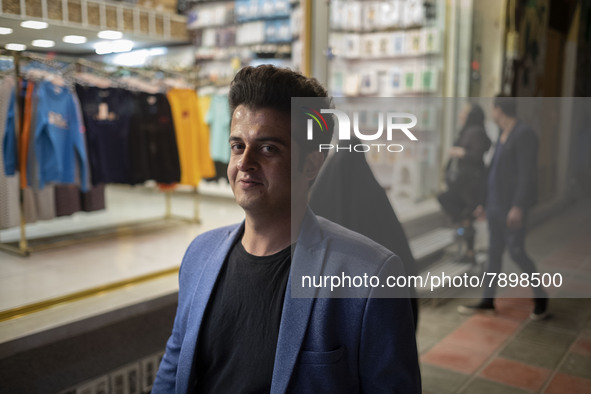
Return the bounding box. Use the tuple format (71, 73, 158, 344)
(241, 206, 306, 256)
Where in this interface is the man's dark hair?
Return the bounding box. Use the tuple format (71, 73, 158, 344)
(494, 94, 517, 118)
(228, 65, 334, 157)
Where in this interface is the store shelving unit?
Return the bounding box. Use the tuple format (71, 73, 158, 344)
(0, 0, 188, 41)
(326, 0, 446, 212)
(185, 0, 303, 86)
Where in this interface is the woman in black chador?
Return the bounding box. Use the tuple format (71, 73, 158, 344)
(438, 102, 491, 263)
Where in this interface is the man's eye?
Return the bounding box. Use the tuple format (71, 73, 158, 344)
(261, 145, 277, 153)
(231, 143, 244, 151)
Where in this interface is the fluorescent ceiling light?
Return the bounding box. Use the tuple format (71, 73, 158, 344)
(111, 40, 134, 53)
(148, 47, 167, 56)
(98, 30, 123, 40)
(20, 20, 48, 30)
(63, 35, 87, 44)
(94, 41, 114, 55)
(5, 43, 26, 51)
(0, 27, 13, 35)
(32, 39, 55, 48)
(95, 39, 134, 55)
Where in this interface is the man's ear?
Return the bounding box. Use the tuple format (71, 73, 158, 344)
(303, 151, 325, 182)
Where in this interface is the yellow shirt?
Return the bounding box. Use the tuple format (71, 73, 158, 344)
(167, 89, 215, 186)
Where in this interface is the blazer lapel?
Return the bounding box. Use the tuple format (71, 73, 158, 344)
(176, 223, 244, 394)
(270, 209, 328, 394)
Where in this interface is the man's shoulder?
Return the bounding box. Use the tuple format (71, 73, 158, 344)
(187, 223, 241, 252)
(514, 121, 538, 139)
(315, 216, 394, 261)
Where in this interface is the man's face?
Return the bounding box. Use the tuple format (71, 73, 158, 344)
(228, 105, 301, 218)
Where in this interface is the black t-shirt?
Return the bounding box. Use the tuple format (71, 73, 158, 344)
(190, 239, 292, 393)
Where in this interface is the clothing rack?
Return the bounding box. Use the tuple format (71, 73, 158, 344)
(0, 51, 203, 257)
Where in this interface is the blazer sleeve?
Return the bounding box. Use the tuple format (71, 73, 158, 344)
(512, 127, 538, 209)
(358, 255, 422, 393)
(152, 264, 186, 393)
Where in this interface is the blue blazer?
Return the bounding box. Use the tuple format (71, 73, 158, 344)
(484, 121, 539, 211)
(153, 209, 421, 393)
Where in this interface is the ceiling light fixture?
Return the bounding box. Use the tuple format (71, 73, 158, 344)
(0, 27, 13, 35)
(63, 35, 87, 44)
(97, 30, 123, 40)
(32, 39, 55, 48)
(111, 39, 134, 53)
(5, 43, 26, 51)
(94, 41, 114, 55)
(94, 39, 134, 55)
(20, 21, 49, 30)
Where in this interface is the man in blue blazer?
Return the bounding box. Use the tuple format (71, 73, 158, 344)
(458, 96, 548, 320)
(153, 65, 421, 393)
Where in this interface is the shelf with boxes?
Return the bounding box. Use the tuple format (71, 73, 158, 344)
(327, 0, 442, 98)
(186, 0, 302, 85)
(326, 0, 446, 207)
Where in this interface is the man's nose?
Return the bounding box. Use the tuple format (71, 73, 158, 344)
(237, 147, 257, 171)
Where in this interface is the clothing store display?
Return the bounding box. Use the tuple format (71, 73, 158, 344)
(130, 92, 181, 184)
(0, 55, 212, 249)
(206, 94, 231, 164)
(75, 85, 134, 185)
(167, 88, 215, 186)
(33, 80, 89, 192)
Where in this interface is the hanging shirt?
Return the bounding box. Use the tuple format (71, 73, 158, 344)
(129, 92, 181, 184)
(0, 77, 20, 229)
(206, 94, 231, 164)
(75, 85, 134, 185)
(167, 88, 215, 186)
(28, 83, 56, 221)
(33, 80, 89, 191)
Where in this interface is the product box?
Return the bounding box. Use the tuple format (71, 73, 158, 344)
(422, 28, 442, 54)
(405, 30, 423, 55)
(277, 18, 291, 42)
(330, 0, 345, 30)
(361, 34, 376, 58)
(274, 0, 290, 17)
(403, 0, 427, 27)
(265, 20, 278, 43)
(344, 73, 361, 96)
(363, 2, 380, 31)
(375, 33, 390, 57)
(331, 70, 345, 96)
(403, 68, 417, 92)
(387, 67, 404, 95)
(343, 34, 361, 58)
(359, 70, 379, 95)
(389, 31, 405, 56)
(344, 2, 363, 31)
(329, 33, 345, 57)
(259, 0, 274, 18)
(202, 28, 216, 47)
(235, 0, 251, 22)
(419, 67, 439, 92)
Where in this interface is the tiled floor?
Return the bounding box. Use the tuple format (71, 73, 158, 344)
(418, 198, 591, 393)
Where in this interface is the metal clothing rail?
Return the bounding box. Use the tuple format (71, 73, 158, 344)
(0, 51, 202, 257)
